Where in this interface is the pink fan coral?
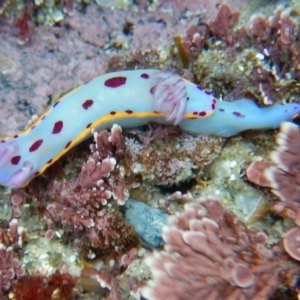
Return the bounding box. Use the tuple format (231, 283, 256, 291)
(142, 196, 297, 300)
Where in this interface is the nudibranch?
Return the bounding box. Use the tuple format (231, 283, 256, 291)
(0, 69, 299, 188)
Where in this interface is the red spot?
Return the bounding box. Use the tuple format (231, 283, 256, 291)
(193, 112, 198, 115)
(188, 117, 197, 119)
(110, 111, 116, 115)
(104, 76, 127, 88)
(14, 135, 19, 138)
(212, 103, 216, 110)
(41, 116, 46, 120)
(199, 111, 207, 117)
(125, 110, 133, 114)
(53, 101, 60, 107)
(15, 11, 34, 45)
(150, 86, 155, 94)
(65, 141, 72, 149)
(29, 139, 43, 152)
(153, 111, 159, 114)
(141, 73, 149, 79)
(82, 99, 94, 110)
(86, 123, 92, 128)
(11, 156, 21, 165)
(34, 171, 40, 176)
(1, 140, 5, 143)
(233, 111, 245, 118)
(52, 121, 63, 134)
(47, 159, 53, 164)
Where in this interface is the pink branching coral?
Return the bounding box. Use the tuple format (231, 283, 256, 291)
(250, 6, 297, 47)
(0, 219, 26, 296)
(0, 245, 25, 295)
(283, 227, 300, 261)
(208, 3, 240, 45)
(247, 122, 300, 226)
(142, 196, 297, 300)
(47, 124, 127, 204)
(264, 122, 300, 225)
(246, 122, 300, 263)
(174, 24, 210, 68)
(265, 122, 300, 226)
(0, 219, 26, 247)
(30, 125, 136, 253)
(44, 183, 138, 258)
(79, 125, 127, 204)
(248, 5, 300, 96)
(78, 125, 127, 205)
(246, 160, 272, 187)
(10, 194, 23, 219)
(174, 3, 240, 66)
(46, 198, 120, 248)
(174, 3, 300, 105)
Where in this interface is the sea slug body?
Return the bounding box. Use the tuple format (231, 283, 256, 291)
(0, 69, 299, 188)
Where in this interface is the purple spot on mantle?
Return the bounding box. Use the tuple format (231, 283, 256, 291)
(233, 111, 245, 118)
(141, 73, 149, 79)
(104, 76, 127, 88)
